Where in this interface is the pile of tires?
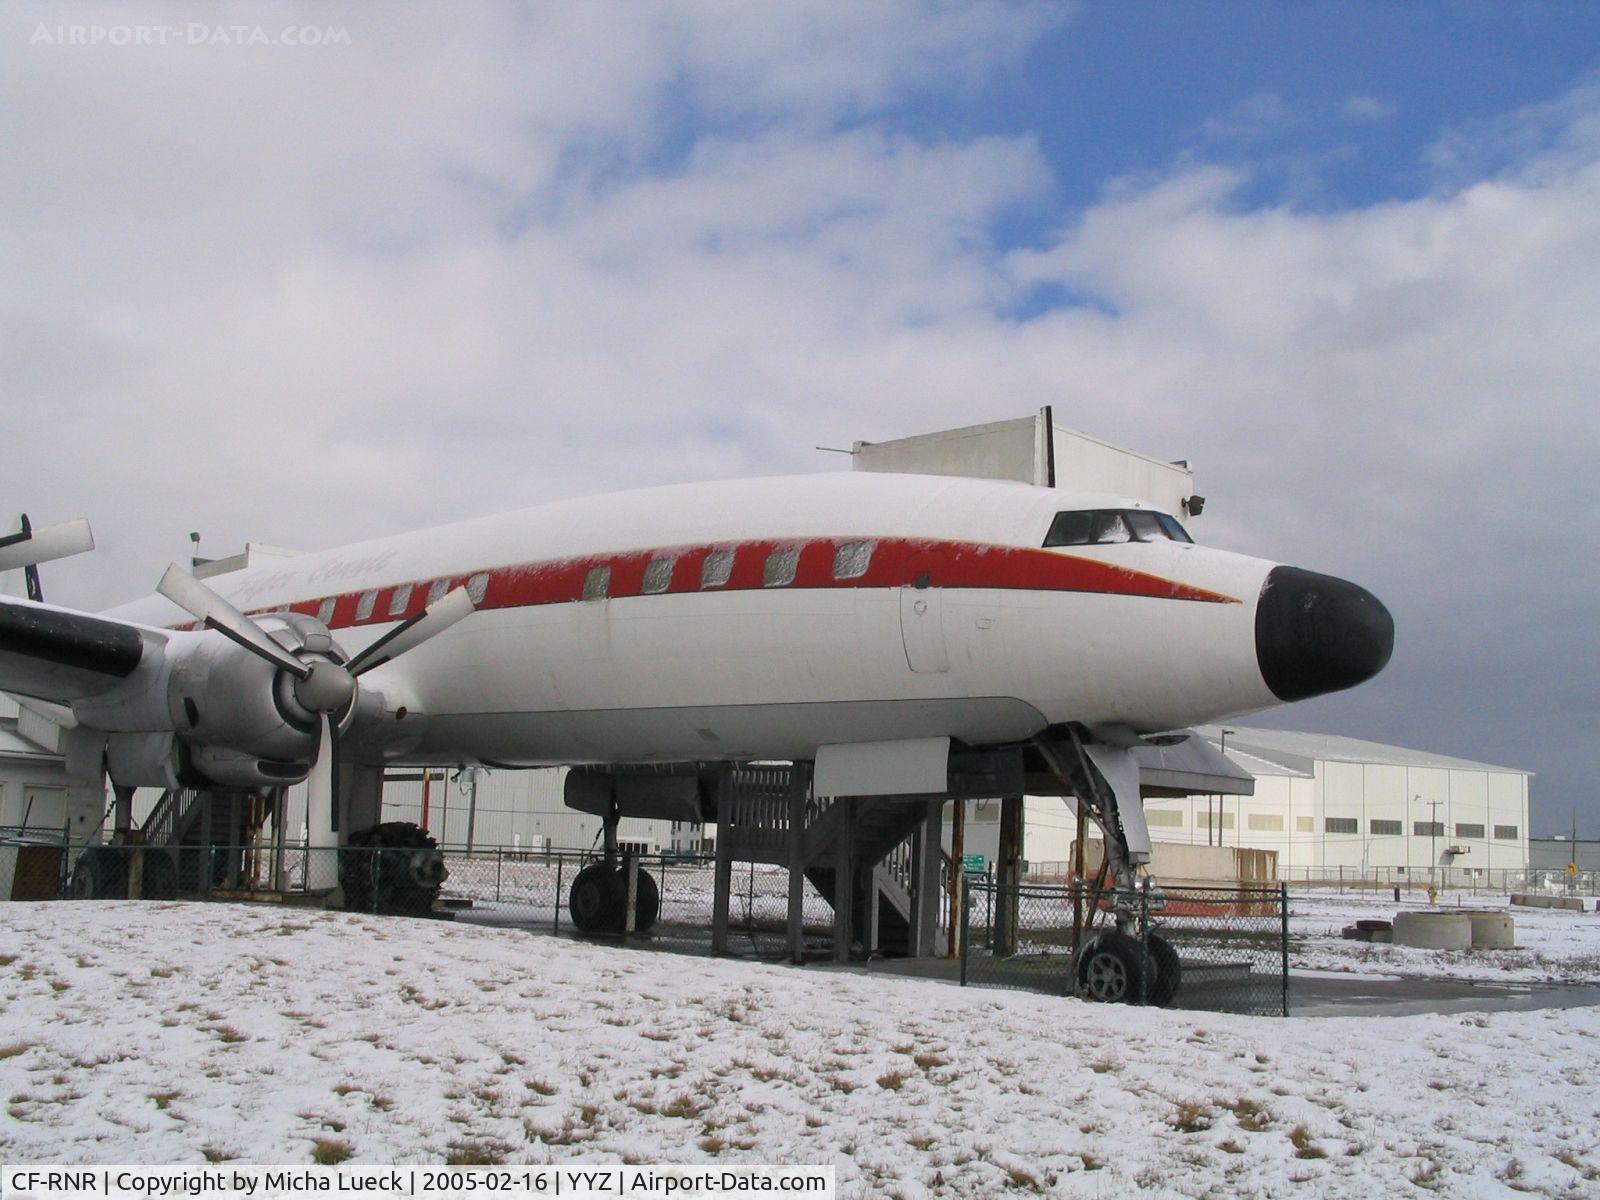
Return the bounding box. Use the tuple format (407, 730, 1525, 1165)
(568, 861, 660, 934)
(339, 822, 448, 916)
(1076, 930, 1181, 1006)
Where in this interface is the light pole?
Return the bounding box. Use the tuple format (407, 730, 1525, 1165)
(1414, 794, 1442, 889)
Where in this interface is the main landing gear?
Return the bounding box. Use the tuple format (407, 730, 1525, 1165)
(567, 800, 660, 935)
(1036, 724, 1185, 1007)
(1076, 931, 1181, 1006)
(568, 861, 660, 934)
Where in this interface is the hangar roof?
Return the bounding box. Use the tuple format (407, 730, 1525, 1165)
(1194, 725, 1532, 777)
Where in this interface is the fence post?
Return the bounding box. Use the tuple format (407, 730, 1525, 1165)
(1280, 883, 1290, 1017)
(959, 876, 971, 987)
(495, 848, 502, 904)
(985, 872, 994, 951)
(370, 847, 380, 914)
(553, 856, 563, 935)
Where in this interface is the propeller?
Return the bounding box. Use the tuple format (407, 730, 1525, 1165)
(157, 565, 476, 875)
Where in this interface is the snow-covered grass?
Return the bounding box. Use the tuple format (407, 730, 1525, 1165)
(3, 903, 1599, 1197)
(1288, 890, 1600, 984)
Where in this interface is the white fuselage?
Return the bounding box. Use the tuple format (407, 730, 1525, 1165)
(104, 473, 1282, 767)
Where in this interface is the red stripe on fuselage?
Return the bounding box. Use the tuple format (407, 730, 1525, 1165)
(182, 537, 1239, 631)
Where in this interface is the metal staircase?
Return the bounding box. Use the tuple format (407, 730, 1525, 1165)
(140, 788, 260, 894)
(715, 765, 948, 958)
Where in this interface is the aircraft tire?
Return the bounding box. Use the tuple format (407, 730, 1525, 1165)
(1146, 933, 1182, 1007)
(634, 869, 660, 933)
(141, 850, 179, 901)
(569, 862, 626, 933)
(70, 847, 128, 900)
(1076, 931, 1151, 1004)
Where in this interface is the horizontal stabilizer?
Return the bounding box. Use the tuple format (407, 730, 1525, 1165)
(0, 518, 94, 572)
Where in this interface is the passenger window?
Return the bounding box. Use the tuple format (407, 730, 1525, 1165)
(833, 540, 875, 580)
(1156, 513, 1193, 543)
(316, 598, 336, 624)
(426, 578, 450, 605)
(1126, 511, 1163, 541)
(1044, 511, 1094, 547)
(763, 547, 800, 587)
(355, 589, 378, 621)
(1091, 512, 1132, 544)
(701, 549, 733, 589)
(582, 566, 611, 601)
(642, 557, 675, 594)
(466, 572, 490, 604)
(387, 583, 413, 617)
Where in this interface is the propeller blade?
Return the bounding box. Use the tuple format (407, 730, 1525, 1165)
(0, 517, 94, 571)
(348, 584, 475, 676)
(157, 563, 311, 680)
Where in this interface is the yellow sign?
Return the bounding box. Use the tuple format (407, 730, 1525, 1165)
(1567, 861, 1580, 877)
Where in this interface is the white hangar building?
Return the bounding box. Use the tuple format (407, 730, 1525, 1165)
(1142, 726, 1531, 878)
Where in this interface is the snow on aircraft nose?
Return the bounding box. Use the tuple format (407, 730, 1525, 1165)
(1254, 566, 1394, 702)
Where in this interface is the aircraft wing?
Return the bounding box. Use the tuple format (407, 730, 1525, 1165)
(0, 595, 162, 704)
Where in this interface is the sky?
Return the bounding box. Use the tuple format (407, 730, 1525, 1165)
(2, 1, 1597, 834)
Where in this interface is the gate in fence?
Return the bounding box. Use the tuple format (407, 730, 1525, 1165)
(959, 877, 1290, 1016)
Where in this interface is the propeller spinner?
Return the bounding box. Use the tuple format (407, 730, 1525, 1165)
(156, 565, 476, 862)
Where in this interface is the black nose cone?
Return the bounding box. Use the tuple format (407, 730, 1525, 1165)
(1256, 566, 1394, 702)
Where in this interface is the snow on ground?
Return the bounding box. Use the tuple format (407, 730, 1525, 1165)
(1288, 890, 1600, 985)
(3, 904, 1600, 1197)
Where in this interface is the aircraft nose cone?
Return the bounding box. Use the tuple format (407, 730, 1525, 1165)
(1255, 566, 1394, 702)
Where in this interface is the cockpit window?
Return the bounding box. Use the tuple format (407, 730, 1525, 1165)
(1092, 512, 1132, 544)
(1045, 508, 1194, 547)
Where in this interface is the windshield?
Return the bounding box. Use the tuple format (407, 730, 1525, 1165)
(1045, 508, 1193, 547)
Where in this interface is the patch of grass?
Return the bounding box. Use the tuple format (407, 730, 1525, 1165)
(1221, 1096, 1272, 1132)
(149, 966, 177, 979)
(1079, 1153, 1102, 1172)
(1088, 1055, 1120, 1075)
(0, 1043, 33, 1060)
(659, 1094, 706, 1120)
(150, 1091, 181, 1111)
(277, 923, 312, 936)
(1171, 1101, 1213, 1133)
(47, 978, 71, 993)
(205, 1025, 248, 1044)
(200, 1148, 229, 1164)
(445, 1141, 510, 1165)
(877, 1071, 908, 1091)
(0, 954, 17, 967)
(370, 1095, 394, 1113)
(1288, 1125, 1326, 1160)
(526, 1079, 558, 1096)
(699, 1135, 726, 1154)
(1218, 1139, 1245, 1155)
(310, 1139, 352, 1166)
(913, 1052, 947, 1070)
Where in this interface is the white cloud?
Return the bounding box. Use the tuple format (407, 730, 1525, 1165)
(3, 2, 1596, 819)
(1343, 94, 1396, 123)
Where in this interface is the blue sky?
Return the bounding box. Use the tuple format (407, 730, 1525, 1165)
(963, 3, 1600, 219)
(5, 1, 1597, 833)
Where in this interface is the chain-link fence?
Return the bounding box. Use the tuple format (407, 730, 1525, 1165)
(960, 877, 1289, 1016)
(3, 838, 843, 961)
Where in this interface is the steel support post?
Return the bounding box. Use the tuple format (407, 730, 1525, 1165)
(832, 797, 854, 962)
(994, 794, 1023, 956)
(947, 799, 964, 958)
(712, 775, 733, 955)
(908, 798, 942, 957)
(786, 765, 808, 964)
